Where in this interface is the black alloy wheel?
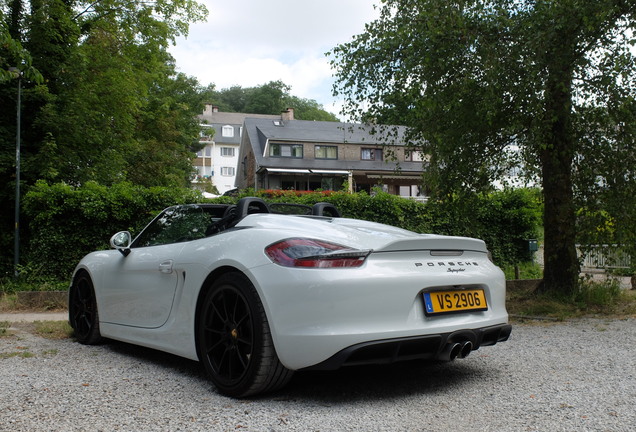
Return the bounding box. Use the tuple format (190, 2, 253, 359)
(69, 272, 102, 345)
(198, 272, 292, 397)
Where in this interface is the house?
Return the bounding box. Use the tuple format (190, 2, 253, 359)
(236, 108, 428, 198)
(193, 105, 280, 194)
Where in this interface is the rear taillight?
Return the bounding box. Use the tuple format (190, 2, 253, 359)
(265, 238, 371, 268)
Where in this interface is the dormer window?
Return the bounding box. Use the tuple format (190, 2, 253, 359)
(222, 125, 234, 137)
(269, 143, 303, 158)
(315, 145, 338, 159)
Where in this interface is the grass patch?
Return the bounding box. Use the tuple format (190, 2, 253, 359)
(502, 261, 543, 280)
(0, 294, 18, 312)
(576, 278, 622, 307)
(33, 321, 73, 340)
(0, 275, 67, 296)
(0, 291, 66, 312)
(0, 350, 35, 359)
(0, 321, 9, 337)
(508, 278, 636, 320)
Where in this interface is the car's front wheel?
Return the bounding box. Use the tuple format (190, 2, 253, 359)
(69, 271, 102, 345)
(198, 272, 293, 397)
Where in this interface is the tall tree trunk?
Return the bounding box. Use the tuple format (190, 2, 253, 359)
(539, 67, 580, 296)
(541, 146, 579, 295)
(8, 0, 24, 40)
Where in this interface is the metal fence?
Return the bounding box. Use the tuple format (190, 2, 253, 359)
(578, 245, 631, 269)
(535, 245, 632, 269)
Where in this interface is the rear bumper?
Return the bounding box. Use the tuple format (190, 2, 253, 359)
(300, 323, 512, 371)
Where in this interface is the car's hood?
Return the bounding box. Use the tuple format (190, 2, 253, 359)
(236, 214, 488, 253)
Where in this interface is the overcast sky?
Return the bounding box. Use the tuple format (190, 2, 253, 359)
(168, 0, 380, 117)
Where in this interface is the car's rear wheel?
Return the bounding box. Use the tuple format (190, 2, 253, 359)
(69, 272, 102, 345)
(198, 272, 293, 397)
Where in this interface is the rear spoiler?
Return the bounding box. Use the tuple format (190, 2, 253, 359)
(374, 235, 488, 253)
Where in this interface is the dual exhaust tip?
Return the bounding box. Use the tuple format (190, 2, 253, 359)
(440, 340, 473, 361)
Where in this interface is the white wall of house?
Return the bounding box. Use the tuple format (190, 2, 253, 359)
(193, 124, 241, 194)
(194, 143, 239, 194)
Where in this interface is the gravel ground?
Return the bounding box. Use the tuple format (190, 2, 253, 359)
(1, 318, 635, 432)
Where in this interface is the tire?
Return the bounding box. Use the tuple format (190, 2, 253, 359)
(198, 272, 293, 397)
(69, 272, 102, 345)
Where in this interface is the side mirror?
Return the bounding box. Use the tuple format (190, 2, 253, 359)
(110, 231, 132, 257)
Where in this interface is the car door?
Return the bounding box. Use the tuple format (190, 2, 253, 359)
(99, 244, 182, 328)
(99, 205, 212, 328)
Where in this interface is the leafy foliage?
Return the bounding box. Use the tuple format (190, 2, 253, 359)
(207, 80, 339, 121)
(23, 183, 541, 279)
(0, 0, 209, 273)
(330, 0, 636, 295)
(0, 13, 42, 83)
(22, 181, 203, 278)
(228, 188, 542, 267)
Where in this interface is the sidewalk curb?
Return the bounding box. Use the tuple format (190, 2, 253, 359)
(0, 312, 68, 322)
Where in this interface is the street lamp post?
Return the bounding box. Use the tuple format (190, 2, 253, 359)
(10, 67, 22, 278)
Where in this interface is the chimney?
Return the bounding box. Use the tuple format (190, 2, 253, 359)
(281, 107, 294, 121)
(213, 106, 219, 113)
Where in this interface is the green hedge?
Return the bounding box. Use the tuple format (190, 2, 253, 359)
(236, 188, 542, 265)
(21, 182, 542, 279)
(22, 181, 204, 279)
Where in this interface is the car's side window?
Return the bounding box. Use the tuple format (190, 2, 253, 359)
(133, 206, 213, 248)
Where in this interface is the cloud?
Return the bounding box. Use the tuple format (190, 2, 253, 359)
(169, 0, 380, 116)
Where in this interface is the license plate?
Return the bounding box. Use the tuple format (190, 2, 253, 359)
(423, 289, 488, 315)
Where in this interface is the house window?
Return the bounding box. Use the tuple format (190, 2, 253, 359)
(315, 145, 338, 159)
(222, 125, 234, 137)
(405, 150, 424, 162)
(220, 147, 235, 157)
(196, 166, 213, 177)
(221, 167, 235, 176)
(269, 143, 303, 158)
(361, 148, 382, 161)
(197, 145, 212, 157)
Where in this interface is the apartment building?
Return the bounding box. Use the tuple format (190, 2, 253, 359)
(193, 105, 279, 194)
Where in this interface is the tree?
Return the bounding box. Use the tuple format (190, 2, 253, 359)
(330, 0, 636, 296)
(214, 84, 248, 112)
(208, 80, 339, 121)
(244, 80, 290, 114)
(284, 95, 340, 121)
(128, 72, 210, 187)
(0, 0, 208, 272)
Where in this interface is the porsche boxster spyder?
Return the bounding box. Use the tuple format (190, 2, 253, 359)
(69, 197, 511, 397)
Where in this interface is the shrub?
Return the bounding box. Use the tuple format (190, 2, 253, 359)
(22, 181, 203, 279)
(21, 182, 542, 280)
(501, 262, 543, 280)
(225, 187, 541, 265)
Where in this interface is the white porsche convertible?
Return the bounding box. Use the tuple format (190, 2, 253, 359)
(69, 197, 511, 397)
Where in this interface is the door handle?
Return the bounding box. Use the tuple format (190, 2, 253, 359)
(158, 260, 173, 274)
